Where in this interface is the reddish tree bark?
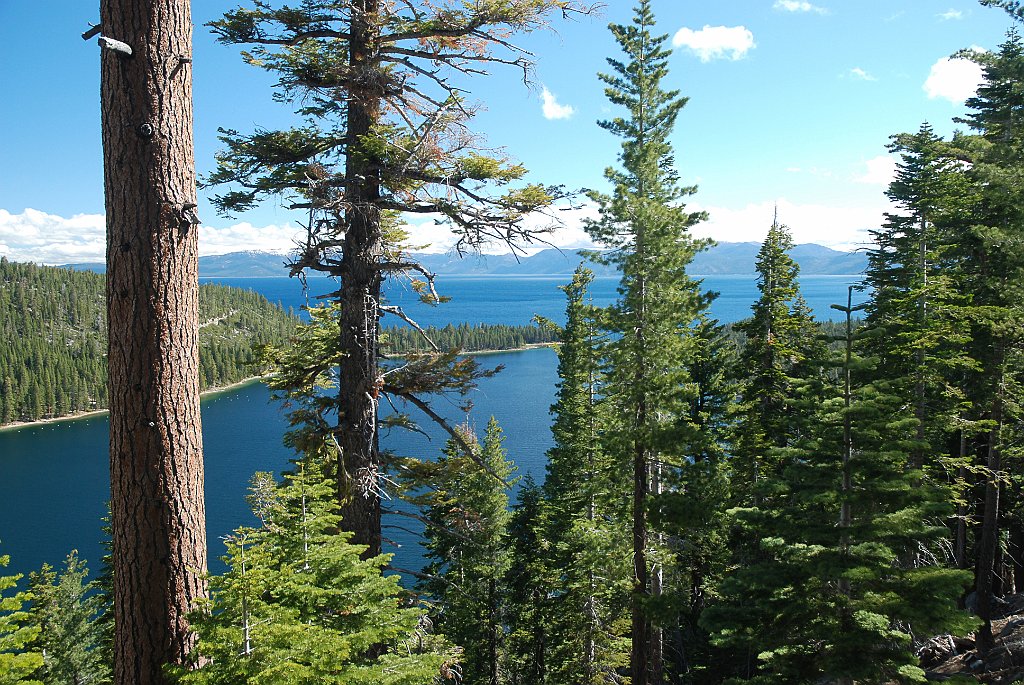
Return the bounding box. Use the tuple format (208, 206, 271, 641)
(99, 1, 207, 682)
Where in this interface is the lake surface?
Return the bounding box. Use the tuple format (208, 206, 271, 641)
(213, 273, 867, 328)
(0, 274, 866, 580)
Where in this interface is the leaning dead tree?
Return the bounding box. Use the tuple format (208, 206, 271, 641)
(95, 0, 207, 682)
(209, 0, 595, 556)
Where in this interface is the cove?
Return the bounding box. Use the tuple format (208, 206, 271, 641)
(0, 349, 559, 579)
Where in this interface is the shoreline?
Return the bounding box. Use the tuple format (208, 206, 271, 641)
(461, 342, 556, 356)
(0, 346, 556, 435)
(0, 375, 269, 435)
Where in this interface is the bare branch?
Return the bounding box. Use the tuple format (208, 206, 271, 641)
(380, 305, 441, 352)
(382, 385, 510, 486)
(381, 508, 474, 544)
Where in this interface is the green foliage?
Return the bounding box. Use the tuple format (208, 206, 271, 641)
(383, 322, 557, 355)
(171, 462, 456, 684)
(503, 477, 550, 685)
(0, 554, 41, 685)
(260, 303, 502, 469)
(533, 267, 631, 684)
(417, 419, 516, 685)
(206, 0, 588, 247)
(704, 310, 978, 684)
(733, 221, 827, 502)
(0, 259, 297, 426)
(583, 2, 733, 681)
(26, 552, 109, 685)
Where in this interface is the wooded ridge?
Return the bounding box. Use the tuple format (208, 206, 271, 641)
(0, 258, 297, 426)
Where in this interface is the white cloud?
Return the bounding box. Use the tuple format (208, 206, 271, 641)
(0, 208, 107, 264)
(540, 87, 575, 120)
(924, 52, 985, 103)
(856, 155, 898, 185)
(1, 197, 886, 266)
(773, 0, 828, 14)
(939, 8, 964, 20)
(672, 25, 755, 62)
(849, 67, 877, 81)
(0, 208, 306, 265)
(690, 198, 886, 250)
(399, 204, 600, 256)
(197, 221, 303, 257)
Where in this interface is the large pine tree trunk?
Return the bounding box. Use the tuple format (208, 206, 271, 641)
(336, 0, 383, 557)
(99, 0, 207, 681)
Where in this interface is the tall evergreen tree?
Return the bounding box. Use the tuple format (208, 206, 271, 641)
(208, 0, 593, 556)
(27, 552, 109, 685)
(652, 311, 737, 681)
(419, 418, 515, 685)
(504, 477, 552, 685)
(862, 123, 979, 571)
(733, 219, 825, 504)
(536, 266, 631, 685)
(951, 25, 1024, 650)
(585, 3, 714, 681)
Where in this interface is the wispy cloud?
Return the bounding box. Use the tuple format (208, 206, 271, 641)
(540, 87, 575, 120)
(849, 67, 877, 81)
(0, 208, 306, 264)
(773, 0, 828, 15)
(673, 25, 756, 62)
(855, 155, 897, 185)
(938, 8, 964, 20)
(0, 205, 611, 263)
(690, 198, 886, 250)
(924, 50, 985, 103)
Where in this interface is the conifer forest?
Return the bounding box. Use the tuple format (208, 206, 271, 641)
(5, 0, 1024, 683)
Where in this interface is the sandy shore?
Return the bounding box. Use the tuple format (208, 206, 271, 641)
(462, 342, 557, 356)
(0, 376, 268, 434)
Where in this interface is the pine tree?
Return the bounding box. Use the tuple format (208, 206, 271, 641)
(733, 219, 825, 504)
(862, 123, 979, 572)
(504, 477, 551, 685)
(651, 311, 737, 681)
(0, 554, 41, 685)
(536, 266, 631, 685)
(703, 289, 977, 685)
(170, 462, 456, 684)
(949, 26, 1024, 650)
(585, 3, 714, 681)
(26, 552, 109, 685)
(208, 0, 593, 556)
(418, 419, 515, 685)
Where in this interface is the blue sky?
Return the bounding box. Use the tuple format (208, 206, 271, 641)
(0, 1, 1016, 263)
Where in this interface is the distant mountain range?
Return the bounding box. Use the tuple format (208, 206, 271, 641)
(63, 243, 867, 277)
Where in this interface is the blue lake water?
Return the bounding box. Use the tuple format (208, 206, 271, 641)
(0, 274, 866, 580)
(213, 273, 866, 328)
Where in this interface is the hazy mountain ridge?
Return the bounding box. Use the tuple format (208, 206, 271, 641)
(63, 242, 867, 277)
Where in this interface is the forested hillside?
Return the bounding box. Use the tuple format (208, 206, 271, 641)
(0, 258, 298, 426)
(385, 322, 557, 353)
